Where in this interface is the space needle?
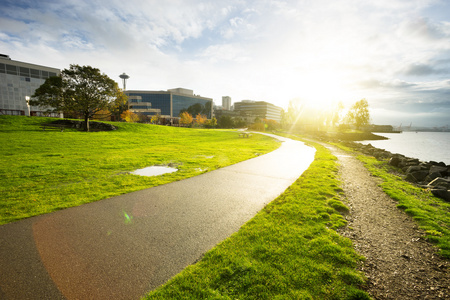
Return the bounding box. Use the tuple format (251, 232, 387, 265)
(119, 73, 130, 90)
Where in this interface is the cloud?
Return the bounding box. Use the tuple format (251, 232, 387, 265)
(397, 16, 450, 41)
(1, 0, 450, 127)
(402, 63, 450, 76)
(357, 79, 417, 90)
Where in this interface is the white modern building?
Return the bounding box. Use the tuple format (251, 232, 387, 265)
(233, 100, 283, 122)
(0, 54, 61, 117)
(222, 96, 231, 110)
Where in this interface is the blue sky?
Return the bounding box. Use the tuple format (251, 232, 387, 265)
(1, 0, 449, 127)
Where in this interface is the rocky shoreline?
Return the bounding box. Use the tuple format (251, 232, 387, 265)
(343, 142, 450, 202)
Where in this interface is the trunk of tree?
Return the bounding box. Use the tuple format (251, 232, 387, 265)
(84, 114, 90, 132)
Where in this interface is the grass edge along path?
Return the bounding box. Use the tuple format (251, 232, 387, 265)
(144, 139, 370, 300)
(346, 148, 450, 259)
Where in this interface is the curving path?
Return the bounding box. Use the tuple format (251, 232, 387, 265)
(0, 134, 315, 300)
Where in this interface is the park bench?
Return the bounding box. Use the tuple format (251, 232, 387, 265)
(239, 132, 252, 138)
(40, 123, 67, 132)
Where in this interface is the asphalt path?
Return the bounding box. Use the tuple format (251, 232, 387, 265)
(0, 133, 315, 300)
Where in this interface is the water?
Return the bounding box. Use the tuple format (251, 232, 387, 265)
(131, 166, 178, 176)
(360, 132, 450, 165)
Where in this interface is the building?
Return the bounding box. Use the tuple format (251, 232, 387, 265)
(0, 54, 61, 117)
(125, 88, 213, 120)
(222, 96, 231, 110)
(233, 100, 283, 122)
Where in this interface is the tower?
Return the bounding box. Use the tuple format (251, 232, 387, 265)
(119, 73, 130, 90)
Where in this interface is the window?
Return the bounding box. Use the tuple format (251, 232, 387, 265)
(0, 63, 5, 73)
(6, 64, 17, 75)
(30, 69, 40, 79)
(20, 67, 30, 77)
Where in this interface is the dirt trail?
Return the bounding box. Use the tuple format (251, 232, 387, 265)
(326, 144, 450, 299)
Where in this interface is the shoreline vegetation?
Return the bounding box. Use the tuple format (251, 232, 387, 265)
(1, 115, 448, 299)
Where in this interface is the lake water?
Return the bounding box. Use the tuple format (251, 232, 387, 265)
(359, 132, 450, 165)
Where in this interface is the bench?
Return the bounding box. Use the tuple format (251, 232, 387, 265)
(239, 132, 252, 138)
(40, 124, 67, 132)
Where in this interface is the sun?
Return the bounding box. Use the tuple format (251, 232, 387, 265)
(297, 70, 349, 110)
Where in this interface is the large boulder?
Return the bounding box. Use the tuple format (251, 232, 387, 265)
(409, 170, 429, 183)
(389, 155, 402, 167)
(431, 189, 450, 202)
(430, 165, 448, 176)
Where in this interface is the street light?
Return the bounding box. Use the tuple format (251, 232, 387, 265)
(25, 96, 30, 116)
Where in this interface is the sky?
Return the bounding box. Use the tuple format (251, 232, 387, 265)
(1, 0, 449, 128)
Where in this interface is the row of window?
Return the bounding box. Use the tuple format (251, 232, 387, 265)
(126, 92, 213, 118)
(0, 63, 57, 79)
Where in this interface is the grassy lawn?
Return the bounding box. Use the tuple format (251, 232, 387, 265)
(0, 115, 279, 224)
(144, 138, 370, 299)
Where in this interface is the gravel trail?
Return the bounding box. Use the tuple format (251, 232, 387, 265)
(326, 144, 450, 299)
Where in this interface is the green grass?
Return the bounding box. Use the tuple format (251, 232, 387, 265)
(355, 154, 450, 258)
(0, 115, 279, 224)
(144, 138, 370, 299)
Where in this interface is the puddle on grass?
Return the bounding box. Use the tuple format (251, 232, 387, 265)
(131, 166, 178, 177)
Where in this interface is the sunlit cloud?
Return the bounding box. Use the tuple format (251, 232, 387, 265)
(1, 0, 449, 126)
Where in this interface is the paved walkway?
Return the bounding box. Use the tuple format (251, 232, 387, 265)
(0, 134, 315, 300)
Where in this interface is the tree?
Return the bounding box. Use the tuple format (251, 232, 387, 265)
(331, 101, 344, 128)
(249, 122, 265, 131)
(109, 89, 129, 121)
(31, 64, 119, 131)
(121, 110, 139, 123)
(187, 103, 203, 116)
(195, 114, 207, 126)
(205, 117, 217, 128)
(92, 109, 112, 121)
(263, 119, 280, 131)
(217, 115, 234, 128)
(345, 98, 371, 129)
(150, 114, 161, 124)
(179, 111, 193, 126)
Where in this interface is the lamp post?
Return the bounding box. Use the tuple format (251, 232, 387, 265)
(25, 96, 30, 116)
(119, 73, 130, 91)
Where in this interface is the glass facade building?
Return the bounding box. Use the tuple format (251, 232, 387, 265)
(126, 89, 213, 119)
(0, 54, 61, 117)
(233, 100, 283, 122)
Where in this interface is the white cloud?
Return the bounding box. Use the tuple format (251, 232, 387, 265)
(1, 0, 450, 126)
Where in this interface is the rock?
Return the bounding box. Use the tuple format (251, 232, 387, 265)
(406, 166, 422, 174)
(389, 155, 403, 167)
(430, 189, 450, 202)
(50, 119, 117, 131)
(348, 142, 450, 201)
(409, 170, 429, 182)
(426, 172, 442, 183)
(405, 173, 417, 183)
(430, 165, 448, 176)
